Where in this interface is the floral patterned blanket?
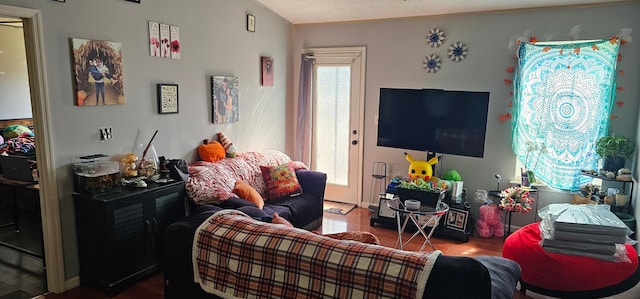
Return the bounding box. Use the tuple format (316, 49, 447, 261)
(186, 150, 297, 205)
(193, 210, 440, 299)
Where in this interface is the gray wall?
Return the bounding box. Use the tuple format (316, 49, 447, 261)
(0, 0, 292, 280)
(292, 2, 640, 227)
(0, 24, 32, 119)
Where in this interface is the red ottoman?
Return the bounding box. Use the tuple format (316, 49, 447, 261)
(503, 222, 640, 298)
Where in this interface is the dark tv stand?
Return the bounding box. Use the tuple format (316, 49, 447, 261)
(369, 191, 472, 243)
(433, 192, 473, 243)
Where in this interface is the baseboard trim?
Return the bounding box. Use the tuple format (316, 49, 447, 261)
(65, 276, 80, 291)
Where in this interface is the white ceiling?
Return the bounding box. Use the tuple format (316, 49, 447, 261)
(253, 0, 627, 24)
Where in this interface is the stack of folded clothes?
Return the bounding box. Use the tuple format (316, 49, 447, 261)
(539, 203, 631, 261)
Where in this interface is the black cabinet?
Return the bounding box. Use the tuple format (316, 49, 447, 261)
(74, 181, 186, 296)
(370, 192, 473, 243)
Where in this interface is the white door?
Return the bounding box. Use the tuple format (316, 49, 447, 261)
(308, 47, 365, 205)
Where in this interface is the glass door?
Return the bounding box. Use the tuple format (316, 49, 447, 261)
(309, 47, 365, 205)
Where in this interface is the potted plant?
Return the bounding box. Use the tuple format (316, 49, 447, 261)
(594, 135, 636, 172)
(397, 178, 446, 208)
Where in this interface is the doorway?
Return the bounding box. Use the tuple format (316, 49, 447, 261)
(0, 17, 47, 298)
(307, 47, 366, 205)
(0, 4, 65, 294)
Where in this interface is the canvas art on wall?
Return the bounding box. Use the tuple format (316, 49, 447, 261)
(211, 76, 239, 123)
(170, 25, 180, 59)
(149, 21, 160, 57)
(261, 56, 273, 86)
(160, 23, 170, 58)
(71, 38, 125, 106)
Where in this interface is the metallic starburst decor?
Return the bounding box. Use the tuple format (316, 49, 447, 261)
(423, 54, 441, 73)
(448, 42, 468, 62)
(426, 27, 445, 47)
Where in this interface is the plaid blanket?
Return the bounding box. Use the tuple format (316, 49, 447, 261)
(193, 210, 441, 299)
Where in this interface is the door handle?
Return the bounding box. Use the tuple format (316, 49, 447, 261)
(151, 218, 158, 233)
(351, 140, 358, 145)
(145, 220, 151, 238)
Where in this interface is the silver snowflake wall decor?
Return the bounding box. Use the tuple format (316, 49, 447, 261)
(448, 42, 468, 62)
(423, 54, 441, 73)
(426, 27, 445, 47)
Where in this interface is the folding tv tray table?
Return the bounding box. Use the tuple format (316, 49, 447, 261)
(387, 197, 449, 252)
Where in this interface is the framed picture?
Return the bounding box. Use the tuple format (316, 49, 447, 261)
(247, 14, 255, 32)
(445, 208, 469, 232)
(211, 76, 239, 123)
(157, 84, 179, 114)
(71, 38, 125, 106)
(261, 56, 273, 86)
(378, 195, 396, 219)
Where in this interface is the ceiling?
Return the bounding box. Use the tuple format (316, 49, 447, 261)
(253, 0, 627, 24)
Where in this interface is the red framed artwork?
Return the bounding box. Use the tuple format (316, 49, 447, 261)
(261, 56, 273, 86)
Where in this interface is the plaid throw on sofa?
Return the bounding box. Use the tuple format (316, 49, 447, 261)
(193, 210, 440, 299)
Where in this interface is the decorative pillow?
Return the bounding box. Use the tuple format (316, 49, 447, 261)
(198, 141, 226, 162)
(217, 131, 238, 158)
(272, 212, 294, 228)
(260, 163, 303, 200)
(233, 181, 264, 209)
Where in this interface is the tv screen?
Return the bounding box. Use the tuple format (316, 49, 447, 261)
(376, 88, 490, 158)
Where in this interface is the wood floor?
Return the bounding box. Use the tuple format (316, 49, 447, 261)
(0, 204, 47, 299)
(41, 206, 531, 299)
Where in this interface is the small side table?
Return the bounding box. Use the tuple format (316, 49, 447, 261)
(503, 210, 515, 236)
(500, 184, 540, 231)
(387, 198, 449, 252)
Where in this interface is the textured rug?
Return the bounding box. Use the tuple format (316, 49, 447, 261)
(323, 200, 357, 215)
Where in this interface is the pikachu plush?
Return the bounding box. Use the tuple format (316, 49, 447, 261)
(405, 152, 439, 182)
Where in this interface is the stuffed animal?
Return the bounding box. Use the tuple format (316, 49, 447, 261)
(442, 169, 462, 181)
(405, 152, 438, 182)
(476, 204, 504, 238)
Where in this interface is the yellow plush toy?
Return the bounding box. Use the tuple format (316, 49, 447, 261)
(405, 152, 439, 182)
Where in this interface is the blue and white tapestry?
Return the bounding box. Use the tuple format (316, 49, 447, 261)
(512, 39, 620, 191)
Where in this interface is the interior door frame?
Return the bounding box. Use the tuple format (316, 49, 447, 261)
(0, 4, 65, 293)
(305, 46, 366, 205)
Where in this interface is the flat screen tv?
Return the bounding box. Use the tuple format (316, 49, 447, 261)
(376, 88, 490, 158)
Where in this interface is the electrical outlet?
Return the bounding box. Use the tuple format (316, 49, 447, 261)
(100, 127, 112, 141)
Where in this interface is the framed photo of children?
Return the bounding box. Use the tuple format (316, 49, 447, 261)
(445, 208, 469, 232)
(71, 38, 125, 106)
(211, 76, 239, 123)
(157, 84, 179, 114)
